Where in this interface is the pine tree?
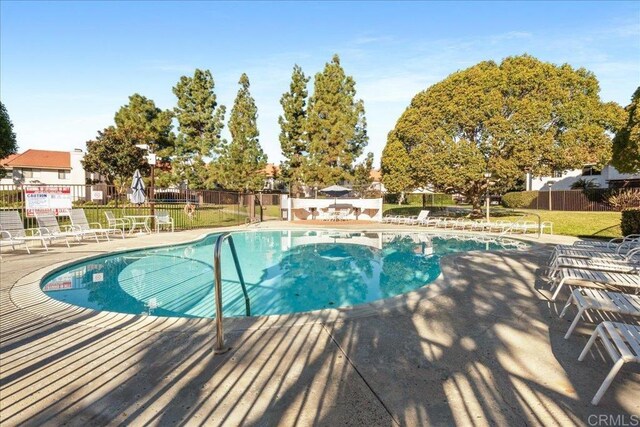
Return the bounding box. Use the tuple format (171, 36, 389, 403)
(219, 73, 267, 191)
(279, 64, 309, 188)
(612, 87, 640, 173)
(173, 69, 226, 187)
(84, 94, 173, 188)
(305, 54, 368, 186)
(114, 94, 174, 151)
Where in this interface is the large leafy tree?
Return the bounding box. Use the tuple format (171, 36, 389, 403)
(381, 133, 413, 203)
(0, 102, 18, 178)
(383, 55, 625, 214)
(611, 87, 640, 173)
(173, 69, 226, 187)
(217, 74, 267, 192)
(305, 54, 369, 186)
(84, 94, 173, 187)
(279, 64, 309, 188)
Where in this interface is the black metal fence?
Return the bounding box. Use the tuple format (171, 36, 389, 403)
(0, 184, 285, 230)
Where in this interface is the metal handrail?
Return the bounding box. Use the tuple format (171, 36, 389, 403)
(499, 211, 543, 238)
(213, 232, 250, 354)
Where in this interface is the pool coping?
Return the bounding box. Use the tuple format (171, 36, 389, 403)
(9, 227, 550, 335)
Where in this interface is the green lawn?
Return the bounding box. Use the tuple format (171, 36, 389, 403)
(382, 204, 622, 238)
(495, 209, 621, 238)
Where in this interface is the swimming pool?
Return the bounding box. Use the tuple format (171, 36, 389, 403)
(41, 230, 526, 318)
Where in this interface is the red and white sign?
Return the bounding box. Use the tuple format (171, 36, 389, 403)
(24, 186, 72, 217)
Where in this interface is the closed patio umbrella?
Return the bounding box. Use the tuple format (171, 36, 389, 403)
(130, 169, 146, 205)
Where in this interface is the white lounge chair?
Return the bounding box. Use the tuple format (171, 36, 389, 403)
(36, 213, 97, 244)
(70, 209, 124, 240)
(549, 268, 640, 301)
(155, 210, 175, 232)
(381, 214, 398, 224)
(578, 321, 640, 405)
(573, 235, 640, 249)
(0, 211, 52, 253)
(560, 288, 640, 338)
(549, 246, 640, 268)
(547, 256, 640, 279)
(402, 210, 430, 225)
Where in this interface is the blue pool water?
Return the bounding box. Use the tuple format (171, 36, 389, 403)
(41, 230, 526, 318)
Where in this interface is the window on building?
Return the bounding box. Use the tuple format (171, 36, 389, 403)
(552, 170, 564, 178)
(582, 166, 601, 176)
(22, 168, 33, 178)
(58, 169, 70, 179)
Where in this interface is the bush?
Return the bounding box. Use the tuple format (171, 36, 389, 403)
(621, 208, 640, 236)
(608, 189, 640, 211)
(385, 193, 454, 205)
(0, 189, 22, 207)
(501, 191, 538, 208)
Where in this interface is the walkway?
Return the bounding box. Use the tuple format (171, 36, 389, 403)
(1, 223, 638, 426)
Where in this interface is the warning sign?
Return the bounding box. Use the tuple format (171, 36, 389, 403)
(24, 186, 72, 217)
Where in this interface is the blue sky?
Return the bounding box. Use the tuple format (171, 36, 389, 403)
(2, 1, 639, 167)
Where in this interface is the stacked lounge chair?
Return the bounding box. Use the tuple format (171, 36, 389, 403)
(546, 234, 640, 405)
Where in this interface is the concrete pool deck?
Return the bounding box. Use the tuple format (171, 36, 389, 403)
(1, 222, 638, 426)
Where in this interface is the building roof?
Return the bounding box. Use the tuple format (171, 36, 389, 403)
(1, 149, 71, 170)
(369, 169, 382, 181)
(264, 163, 280, 177)
(0, 153, 19, 168)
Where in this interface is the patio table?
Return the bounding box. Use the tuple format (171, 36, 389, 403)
(124, 215, 155, 234)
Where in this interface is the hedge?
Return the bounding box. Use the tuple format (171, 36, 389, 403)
(621, 208, 640, 236)
(385, 193, 454, 206)
(501, 191, 538, 208)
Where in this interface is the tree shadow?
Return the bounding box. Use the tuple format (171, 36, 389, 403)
(1, 242, 638, 426)
(577, 224, 622, 240)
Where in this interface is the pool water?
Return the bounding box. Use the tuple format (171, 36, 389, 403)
(41, 230, 526, 318)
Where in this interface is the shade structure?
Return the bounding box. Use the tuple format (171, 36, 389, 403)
(130, 169, 146, 205)
(319, 185, 351, 198)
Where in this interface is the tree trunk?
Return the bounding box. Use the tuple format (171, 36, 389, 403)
(398, 191, 406, 205)
(469, 193, 483, 218)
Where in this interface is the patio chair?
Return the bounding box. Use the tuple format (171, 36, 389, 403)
(388, 215, 406, 224)
(560, 288, 640, 338)
(549, 246, 640, 268)
(578, 321, 640, 405)
(0, 211, 52, 253)
(155, 210, 174, 232)
(336, 209, 351, 221)
(401, 210, 430, 225)
(104, 211, 130, 232)
(547, 255, 640, 279)
(316, 209, 333, 221)
(541, 221, 554, 234)
(36, 213, 97, 244)
(381, 214, 397, 223)
(69, 209, 124, 240)
(573, 234, 640, 249)
(549, 267, 640, 301)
